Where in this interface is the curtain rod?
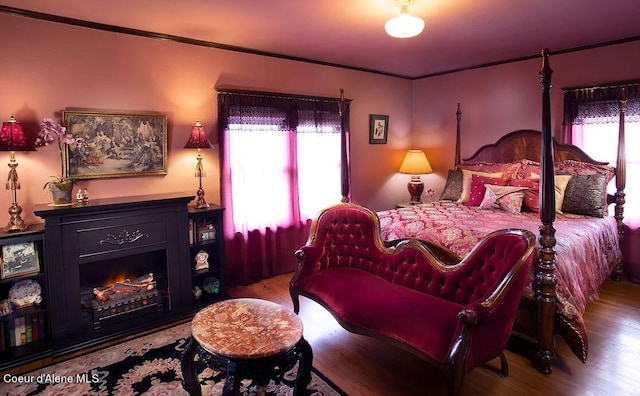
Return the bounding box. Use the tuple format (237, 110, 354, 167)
(215, 87, 352, 103)
(562, 79, 640, 92)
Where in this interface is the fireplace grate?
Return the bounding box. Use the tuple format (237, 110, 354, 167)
(81, 289, 163, 329)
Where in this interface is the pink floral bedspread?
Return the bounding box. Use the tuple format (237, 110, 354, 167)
(378, 201, 621, 360)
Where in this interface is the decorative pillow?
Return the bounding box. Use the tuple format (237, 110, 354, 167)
(440, 169, 463, 201)
(518, 159, 540, 180)
(554, 175, 572, 213)
(459, 161, 522, 179)
(467, 174, 509, 206)
(509, 178, 540, 212)
(479, 185, 528, 215)
(555, 160, 615, 184)
(508, 174, 570, 213)
(458, 170, 504, 204)
(561, 173, 607, 217)
(556, 159, 615, 214)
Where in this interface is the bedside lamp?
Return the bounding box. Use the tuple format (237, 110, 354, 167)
(0, 115, 36, 232)
(399, 149, 432, 204)
(184, 121, 214, 209)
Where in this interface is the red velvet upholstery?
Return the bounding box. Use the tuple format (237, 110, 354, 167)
(290, 203, 536, 396)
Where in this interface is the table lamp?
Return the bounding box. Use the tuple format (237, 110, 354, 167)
(398, 149, 432, 204)
(0, 115, 36, 232)
(184, 121, 214, 209)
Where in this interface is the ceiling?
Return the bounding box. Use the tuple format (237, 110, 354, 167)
(2, 0, 640, 79)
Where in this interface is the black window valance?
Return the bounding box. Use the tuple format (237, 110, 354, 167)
(563, 81, 640, 125)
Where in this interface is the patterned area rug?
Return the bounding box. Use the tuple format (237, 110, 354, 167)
(2, 322, 345, 396)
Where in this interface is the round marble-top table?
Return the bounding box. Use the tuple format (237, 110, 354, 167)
(181, 298, 313, 395)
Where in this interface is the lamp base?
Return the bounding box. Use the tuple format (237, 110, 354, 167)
(407, 180, 424, 204)
(4, 202, 28, 232)
(194, 186, 209, 210)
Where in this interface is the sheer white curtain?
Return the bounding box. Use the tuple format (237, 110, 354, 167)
(297, 120, 342, 221)
(576, 122, 640, 221)
(228, 124, 293, 233)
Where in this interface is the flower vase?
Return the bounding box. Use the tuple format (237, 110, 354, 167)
(50, 181, 74, 206)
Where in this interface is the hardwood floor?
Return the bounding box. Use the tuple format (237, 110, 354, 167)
(228, 274, 640, 396)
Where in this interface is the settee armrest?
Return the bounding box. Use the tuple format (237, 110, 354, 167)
(293, 245, 324, 282)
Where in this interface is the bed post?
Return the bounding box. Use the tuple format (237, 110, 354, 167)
(339, 88, 351, 203)
(613, 88, 627, 280)
(535, 48, 557, 375)
(455, 103, 461, 167)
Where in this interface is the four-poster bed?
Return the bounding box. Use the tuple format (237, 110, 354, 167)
(335, 49, 626, 374)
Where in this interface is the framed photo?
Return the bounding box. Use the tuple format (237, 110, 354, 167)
(62, 110, 168, 179)
(0, 299, 12, 317)
(369, 114, 389, 144)
(1, 242, 40, 279)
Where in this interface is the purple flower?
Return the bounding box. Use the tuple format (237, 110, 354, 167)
(37, 118, 81, 188)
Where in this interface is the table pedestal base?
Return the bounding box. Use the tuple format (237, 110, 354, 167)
(181, 336, 313, 396)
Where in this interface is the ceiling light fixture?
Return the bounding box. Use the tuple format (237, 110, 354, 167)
(385, 0, 425, 39)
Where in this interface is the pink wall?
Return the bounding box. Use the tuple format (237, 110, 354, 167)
(0, 12, 411, 227)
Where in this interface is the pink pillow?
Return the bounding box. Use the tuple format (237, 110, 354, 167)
(510, 178, 540, 212)
(467, 174, 509, 206)
(518, 159, 540, 180)
(459, 161, 522, 179)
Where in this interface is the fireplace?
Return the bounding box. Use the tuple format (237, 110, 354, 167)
(34, 193, 194, 353)
(79, 250, 167, 330)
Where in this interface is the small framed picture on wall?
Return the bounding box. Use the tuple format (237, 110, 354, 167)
(369, 114, 389, 144)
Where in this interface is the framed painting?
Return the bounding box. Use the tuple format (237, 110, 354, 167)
(1, 242, 40, 279)
(62, 110, 168, 179)
(369, 114, 389, 144)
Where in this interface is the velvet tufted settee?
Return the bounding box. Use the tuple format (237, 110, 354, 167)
(290, 203, 536, 396)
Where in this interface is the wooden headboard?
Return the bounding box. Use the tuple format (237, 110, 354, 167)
(462, 129, 608, 165)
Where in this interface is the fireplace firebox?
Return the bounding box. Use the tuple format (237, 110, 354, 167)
(79, 249, 167, 331)
(34, 193, 194, 353)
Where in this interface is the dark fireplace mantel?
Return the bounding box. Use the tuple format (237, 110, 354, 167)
(34, 192, 194, 354)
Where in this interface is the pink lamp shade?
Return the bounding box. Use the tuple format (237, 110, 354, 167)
(399, 149, 432, 204)
(184, 121, 214, 149)
(1, 115, 35, 232)
(0, 115, 36, 152)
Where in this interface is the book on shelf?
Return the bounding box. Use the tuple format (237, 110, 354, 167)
(31, 313, 39, 342)
(15, 316, 24, 346)
(38, 312, 46, 341)
(7, 319, 14, 348)
(1, 313, 45, 348)
(25, 314, 33, 343)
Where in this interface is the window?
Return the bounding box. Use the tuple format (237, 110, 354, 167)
(579, 122, 639, 220)
(563, 83, 640, 223)
(218, 91, 349, 284)
(224, 101, 344, 232)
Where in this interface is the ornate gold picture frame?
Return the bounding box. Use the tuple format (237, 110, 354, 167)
(62, 110, 168, 179)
